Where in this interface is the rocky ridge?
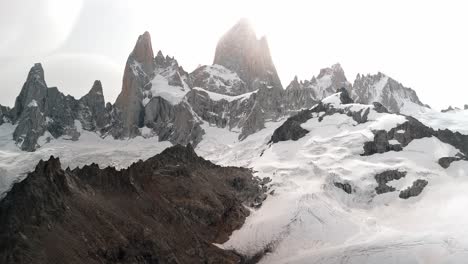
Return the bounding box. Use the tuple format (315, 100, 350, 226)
(0, 145, 266, 264)
(1, 19, 434, 152)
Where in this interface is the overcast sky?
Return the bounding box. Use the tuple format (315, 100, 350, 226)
(1, 0, 467, 110)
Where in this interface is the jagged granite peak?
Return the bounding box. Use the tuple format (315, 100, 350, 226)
(309, 63, 352, 100)
(285, 63, 351, 101)
(0, 145, 265, 263)
(78, 80, 109, 130)
(114, 32, 155, 138)
(351, 72, 425, 113)
(113, 32, 202, 146)
(9, 64, 112, 151)
(132, 31, 155, 75)
(11, 63, 48, 121)
(213, 18, 282, 91)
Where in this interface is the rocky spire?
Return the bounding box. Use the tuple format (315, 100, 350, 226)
(114, 32, 155, 137)
(132, 31, 155, 75)
(11, 63, 48, 121)
(79, 80, 109, 130)
(213, 18, 282, 91)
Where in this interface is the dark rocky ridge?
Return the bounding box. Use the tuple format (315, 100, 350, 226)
(362, 116, 468, 157)
(270, 89, 368, 144)
(0, 145, 266, 264)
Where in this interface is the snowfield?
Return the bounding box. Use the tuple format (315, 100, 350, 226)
(0, 93, 468, 263)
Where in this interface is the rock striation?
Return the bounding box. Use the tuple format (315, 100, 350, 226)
(0, 145, 265, 264)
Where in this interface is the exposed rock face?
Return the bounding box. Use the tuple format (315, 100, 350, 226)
(0, 145, 266, 264)
(311, 64, 352, 99)
(438, 155, 468, 169)
(374, 170, 407, 194)
(334, 182, 353, 194)
(362, 130, 403, 156)
(351, 72, 425, 113)
(465, 104, 468, 110)
(111, 32, 203, 146)
(189, 64, 247, 96)
(362, 116, 468, 157)
(114, 32, 155, 138)
(78, 80, 109, 130)
(271, 91, 367, 144)
(399, 179, 428, 199)
(284, 76, 318, 111)
(213, 18, 282, 92)
(284, 64, 351, 105)
(9, 64, 111, 151)
(0, 105, 10, 125)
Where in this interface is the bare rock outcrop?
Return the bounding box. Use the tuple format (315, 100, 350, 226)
(0, 145, 266, 264)
(213, 18, 282, 92)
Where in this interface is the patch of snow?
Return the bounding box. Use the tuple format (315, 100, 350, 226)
(192, 87, 256, 102)
(27, 100, 38, 108)
(0, 122, 171, 196)
(322, 93, 342, 105)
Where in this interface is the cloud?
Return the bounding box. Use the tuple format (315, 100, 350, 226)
(0, 0, 83, 57)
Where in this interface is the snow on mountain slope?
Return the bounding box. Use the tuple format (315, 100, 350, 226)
(201, 93, 468, 263)
(0, 88, 467, 263)
(402, 103, 468, 135)
(0, 121, 171, 195)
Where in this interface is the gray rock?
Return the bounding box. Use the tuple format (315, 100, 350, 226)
(189, 65, 247, 96)
(362, 130, 403, 156)
(465, 104, 468, 110)
(399, 179, 428, 199)
(284, 76, 318, 111)
(338, 87, 354, 104)
(375, 170, 407, 194)
(0, 105, 10, 125)
(213, 18, 282, 91)
(372, 102, 389, 113)
(351, 72, 425, 113)
(334, 182, 353, 194)
(285, 64, 352, 102)
(438, 156, 467, 169)
(78, 80, 109, 131)
(113, 32, 154, 138)
(9, 63, 113, 151)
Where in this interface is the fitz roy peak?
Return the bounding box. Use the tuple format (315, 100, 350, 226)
(2, 18, 428, 153)
(212, 18, 283, 92)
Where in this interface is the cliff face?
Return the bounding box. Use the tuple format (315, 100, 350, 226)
(0, 145, 265, 264)
(8, 63, 110, 151)
(114, 32, 155, 138)
(213, 18, 282, 92)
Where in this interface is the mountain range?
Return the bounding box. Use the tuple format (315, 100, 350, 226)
(1, 19, 468, 264)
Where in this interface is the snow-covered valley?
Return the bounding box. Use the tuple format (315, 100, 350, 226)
(1, 92, 467, 263)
